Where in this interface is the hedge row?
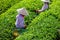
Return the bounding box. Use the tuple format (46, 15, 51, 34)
(15, 1, 60, 40)
(0, 0, 22, 14)
(0, 0, 42, 40)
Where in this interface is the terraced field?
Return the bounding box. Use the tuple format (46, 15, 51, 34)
(0, 0, 60, 40)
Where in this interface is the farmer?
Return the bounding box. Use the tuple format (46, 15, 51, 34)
(35, 0, 50, 13)
(13, 7, 28, 37)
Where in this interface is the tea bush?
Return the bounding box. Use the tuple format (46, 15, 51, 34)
(0, 0, 22, 14)
(0, 0, 42, 40)
(15, 1, 60, 40)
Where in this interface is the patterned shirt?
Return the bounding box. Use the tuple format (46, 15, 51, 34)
(41, 3, 48, 11)
(15, 14, 24, 28)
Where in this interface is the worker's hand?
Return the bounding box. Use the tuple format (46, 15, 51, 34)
(24, 24, 27, 29)
(35, 10, 42, 13)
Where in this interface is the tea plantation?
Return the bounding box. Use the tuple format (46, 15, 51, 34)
(0, 0, 60, 40)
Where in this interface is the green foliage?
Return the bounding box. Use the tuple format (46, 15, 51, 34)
(15, 1, 60, 40)
(0, 0, 22, 14)
(0, 0, 42, 40)
(0, 0, 60, 40)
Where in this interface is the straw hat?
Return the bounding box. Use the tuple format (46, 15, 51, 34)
(17, 7, 29, 16)
(41, 0, 50, 3)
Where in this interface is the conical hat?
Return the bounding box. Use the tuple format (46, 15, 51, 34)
(17, 7, 29, 16)
(41, 0, 50, 3)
